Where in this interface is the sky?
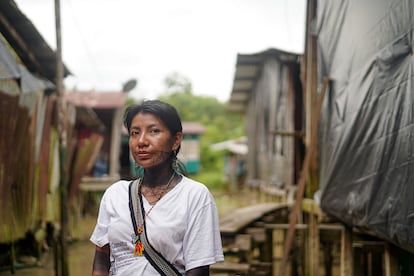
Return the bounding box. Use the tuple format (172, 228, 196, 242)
(14, 0, 306, 102)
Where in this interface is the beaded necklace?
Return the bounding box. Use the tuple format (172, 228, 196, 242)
(134, 171, 176, 256)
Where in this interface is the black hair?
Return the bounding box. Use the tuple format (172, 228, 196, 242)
(124, 100, 182, 144)
(124, 100, 187, 175)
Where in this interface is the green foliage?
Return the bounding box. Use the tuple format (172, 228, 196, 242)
(164, 72, 193, 95)
(127, 72, 245, 173)
(192, 169, 226, 191)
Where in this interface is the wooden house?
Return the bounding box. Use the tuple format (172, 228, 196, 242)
(221, 1, 414, 275)
(211, 136, 248, 191)
(0, 0, 70, 245)
(0, 3, 111, 267)
(65, 90, 128, 191)
(179, 121, 206, 174)
(227, 48, 304, 198)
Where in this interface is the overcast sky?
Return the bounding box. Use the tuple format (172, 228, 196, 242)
(15, 0, 306, 102)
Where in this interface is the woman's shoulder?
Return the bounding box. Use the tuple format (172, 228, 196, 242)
(177, 176, 217, 211)
(103, 179, 133, 195)
(178, 176, 212, 197)
(180, 176, 207, 189)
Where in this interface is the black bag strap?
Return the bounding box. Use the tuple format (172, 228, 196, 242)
(128, 180, 181, 276)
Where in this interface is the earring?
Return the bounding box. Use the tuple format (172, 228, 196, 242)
(134, 162, 144, 177)
(171, 150, 178, 172)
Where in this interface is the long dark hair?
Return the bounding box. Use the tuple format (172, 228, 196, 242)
(124, 99, 187, 175)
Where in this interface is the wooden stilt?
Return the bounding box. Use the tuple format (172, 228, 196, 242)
(10, 242, 15, 274)
(340, 226, 353, 276)
(308, 212, 319, 276)
(273, 228, 285, 275)
(384, 244, 399, 276)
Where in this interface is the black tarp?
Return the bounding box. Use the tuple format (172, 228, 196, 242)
(317, 0, 414, 252)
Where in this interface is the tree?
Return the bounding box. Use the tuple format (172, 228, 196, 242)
(157, 72, 245, 171)
(164, 72, 192, 95)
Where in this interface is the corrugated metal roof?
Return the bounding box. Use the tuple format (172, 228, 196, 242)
(0, 0, 71, 83)
(65, 90, 128, 109)
(211, 136, 248, 155)
(227, 48, 301, 113)
(0, 36, 20, 80)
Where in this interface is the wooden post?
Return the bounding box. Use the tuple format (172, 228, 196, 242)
(273, 228, 285, 275)
(10, 242, 15, 274)
(308, 211, 320, 276)
(263, 228, 273, 263)
(278, 76, 328, 275)
(384, 244, 399, 276)
(340, 226, 353, 276)
(55, 0, 69, 275)
(279, 0, 328, 274)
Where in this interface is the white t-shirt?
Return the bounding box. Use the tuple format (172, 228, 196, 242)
(90, 175, 224, 275)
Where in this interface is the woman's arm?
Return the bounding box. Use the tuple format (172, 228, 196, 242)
(186, 265, 210, 276)
(92, 244, 110, 276)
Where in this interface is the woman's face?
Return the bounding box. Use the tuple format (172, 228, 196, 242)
(129, 112, 182, 169)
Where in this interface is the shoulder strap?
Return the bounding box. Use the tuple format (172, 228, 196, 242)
(128, 180, 181, 276)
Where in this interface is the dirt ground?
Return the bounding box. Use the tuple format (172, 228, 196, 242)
(0, 188, 264, 276)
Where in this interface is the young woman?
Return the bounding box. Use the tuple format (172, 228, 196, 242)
(90, 100, 223, 275)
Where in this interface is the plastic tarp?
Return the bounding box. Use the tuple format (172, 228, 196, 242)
(0, 38, 20, 80)
(317, 0, 414, 252)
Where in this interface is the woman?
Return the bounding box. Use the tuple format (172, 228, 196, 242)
(90, 100, 224, 275)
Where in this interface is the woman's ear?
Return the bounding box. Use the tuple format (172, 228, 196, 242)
(173, 132, 183, 151)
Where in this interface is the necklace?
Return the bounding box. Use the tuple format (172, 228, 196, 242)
(134, 171, 176, 256)
(141, 172, 176, 205)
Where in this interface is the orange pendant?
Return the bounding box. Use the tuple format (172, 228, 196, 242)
(134, 240, 144, 256)
(137, 225, 143, 234)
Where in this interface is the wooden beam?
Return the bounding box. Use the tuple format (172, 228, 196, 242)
(384, 244, 399, 276)
(269, 130, 305, 137)
(340, 226, 353, 276)
(308, 212, 319, 276)
(278, 75, 329, 276)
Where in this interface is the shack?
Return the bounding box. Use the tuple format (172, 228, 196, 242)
(222, 1, 414, 275)
(227, 48, 304, 198)
(65, 90, 128, 180)
(0, 0, 71, 267)
(179, 121, 205, 174)
(211, 136, 248, 191)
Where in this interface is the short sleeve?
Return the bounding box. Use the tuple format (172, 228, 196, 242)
(183, 191, 224, 271)
(90, 191, 111, 247)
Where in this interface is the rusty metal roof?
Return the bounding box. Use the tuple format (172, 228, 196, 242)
(0, 0, 71, 83)
(65, 90, 128, 109)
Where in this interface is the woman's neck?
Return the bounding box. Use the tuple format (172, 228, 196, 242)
(142, 165, 174, 188)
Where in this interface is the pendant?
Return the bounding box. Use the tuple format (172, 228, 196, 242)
(134, 239, 144, 256)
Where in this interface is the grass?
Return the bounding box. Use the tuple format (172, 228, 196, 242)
(191, 169, 226, 191)
(191, 169, 263, 217)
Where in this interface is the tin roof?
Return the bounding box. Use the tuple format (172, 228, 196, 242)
(0, 0, 71, 83)
(227, 48, 301, 112)
(65, 90, 128, 109)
